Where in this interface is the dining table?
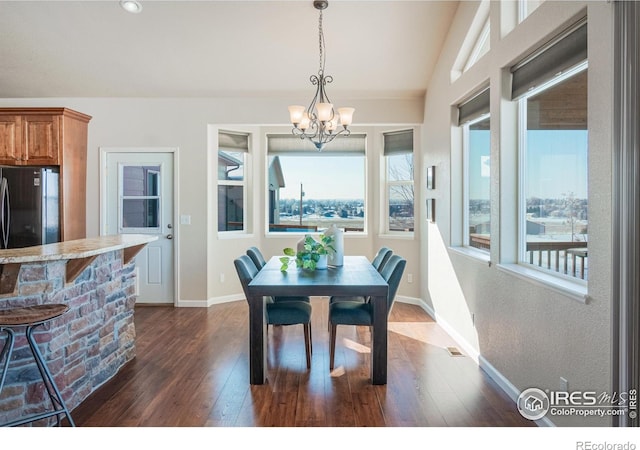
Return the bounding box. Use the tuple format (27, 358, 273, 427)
(247, 255, 389, 385)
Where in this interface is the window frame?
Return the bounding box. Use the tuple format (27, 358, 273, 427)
(462, 113, 491, 252)
(217, 130, 250, 235)
(265, 133, 368, 236)
(516, 62, 589, 283)
(383, 129, 415, 236)
(118, 162, 163, 234)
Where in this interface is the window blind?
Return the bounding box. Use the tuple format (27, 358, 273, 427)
(457, 87, 490, 126)
(219, 131, 249, 152)
(511, 20, 587, 100)
(267, 134, 366, 156)
(383, 129, 413, 156)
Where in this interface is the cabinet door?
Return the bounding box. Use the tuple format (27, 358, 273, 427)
(22, 115, 60, 165)
(0, 115, 22, 165)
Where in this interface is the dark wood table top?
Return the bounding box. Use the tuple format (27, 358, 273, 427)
(248, 255, 388, 298)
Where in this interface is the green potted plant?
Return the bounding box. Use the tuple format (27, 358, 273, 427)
(280, 234, 335, 272)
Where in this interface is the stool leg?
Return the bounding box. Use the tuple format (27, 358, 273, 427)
(0, 328, 15, 395)
(26, 324, 75, 427)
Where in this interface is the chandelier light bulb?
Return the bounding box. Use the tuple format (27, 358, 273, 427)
(338, 107, 355, 126)
(288, 105, 305, 126)
(316, 103, 334, 122)
(299, 114, 311, 131)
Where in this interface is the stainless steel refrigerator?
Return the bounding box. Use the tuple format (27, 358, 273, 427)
(0, 166, 60, 249)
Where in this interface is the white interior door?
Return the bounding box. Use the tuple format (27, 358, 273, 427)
(105, 152, 175, 304)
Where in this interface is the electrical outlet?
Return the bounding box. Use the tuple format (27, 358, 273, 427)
(219, 273, 225, 283)
(407, 273, 413, 283)
(560, 377, 569, 392)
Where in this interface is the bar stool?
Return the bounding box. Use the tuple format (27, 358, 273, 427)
(0, 304, 74, 427)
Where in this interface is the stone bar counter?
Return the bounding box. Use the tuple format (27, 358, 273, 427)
(0, 234, 156, 425)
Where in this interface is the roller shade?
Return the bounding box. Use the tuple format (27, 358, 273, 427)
(383, 129, 413, 156)
(457, 88, 490, 125)
(267, 134, 366, 156)
(511, 20, 587, 100)
(219, 131, 249, 152)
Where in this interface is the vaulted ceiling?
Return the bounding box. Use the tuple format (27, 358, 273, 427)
(0, 0, 459, 100)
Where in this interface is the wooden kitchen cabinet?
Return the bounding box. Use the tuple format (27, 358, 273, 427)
(0, 108, 92, 241)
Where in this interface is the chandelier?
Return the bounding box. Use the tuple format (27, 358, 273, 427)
(288, 0, 355, 151)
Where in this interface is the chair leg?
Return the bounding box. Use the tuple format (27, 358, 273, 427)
(26, 325, 75, 427)
(303, 323, 312, 369)
(0, 328, 15, 396)
(329, 324, 337, 370)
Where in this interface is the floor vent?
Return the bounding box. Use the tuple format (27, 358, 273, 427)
(446, 346, 464, 357)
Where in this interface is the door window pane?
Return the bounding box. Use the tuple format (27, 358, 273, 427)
(120, 165, 161, 231)
(122, 199, 160, 228)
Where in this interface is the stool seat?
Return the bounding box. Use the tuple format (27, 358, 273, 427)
(0, 304, 73, 427)
(0, 304, 68, 326)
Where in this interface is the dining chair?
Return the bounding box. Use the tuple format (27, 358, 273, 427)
(246, 246, 267, 270)
(329, 247, 393, 307)
(328, 254, 406, 370)
(234, 255, 313, 369)
(245, 247, 311, 304)
(371, 247, 393, 272)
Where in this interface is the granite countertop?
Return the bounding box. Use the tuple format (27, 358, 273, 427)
(0, 235, 158, 264)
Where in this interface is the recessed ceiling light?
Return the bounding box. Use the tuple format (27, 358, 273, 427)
(120, 1, 142, 14)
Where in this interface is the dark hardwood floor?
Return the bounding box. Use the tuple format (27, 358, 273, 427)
(71, 299, 534, 427)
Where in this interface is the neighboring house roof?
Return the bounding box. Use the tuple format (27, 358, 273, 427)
(268, 156, 285, 190)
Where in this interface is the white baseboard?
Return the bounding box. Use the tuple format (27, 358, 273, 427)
(396, 296, 555, 427)
(177, 293, 244, 308)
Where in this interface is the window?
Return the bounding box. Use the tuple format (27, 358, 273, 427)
(512, 21, 588, 280)
(518, 0, 544, 23)
(218, 131, 248, 232)
(459, 88, 490, 252)
(119, 164, 161, 231)
(384, 130, 414, 233)
(466, 117, 491, 251)
(267, 134, 366, 233)
(463, 15, 490, 72)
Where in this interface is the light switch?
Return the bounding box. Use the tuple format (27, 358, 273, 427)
(180, 215, 191, 225)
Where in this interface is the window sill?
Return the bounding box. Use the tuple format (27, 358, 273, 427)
(378, 233, 415, 240)
(496, 263, 588, 304)
(449, 246, 491, 264)
(217, 232, 255, 240)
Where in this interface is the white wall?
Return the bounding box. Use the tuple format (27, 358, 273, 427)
(421, 0, 613, 426)
(0, 96, 424, 305)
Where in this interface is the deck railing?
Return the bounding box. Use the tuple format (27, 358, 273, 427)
(469, 234, 588, 279)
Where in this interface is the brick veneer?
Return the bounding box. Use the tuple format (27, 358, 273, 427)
(0, 250, 137, 426)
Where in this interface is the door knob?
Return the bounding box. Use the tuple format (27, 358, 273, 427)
(166, 234, 173, 240)
(167, 224, 173, 229)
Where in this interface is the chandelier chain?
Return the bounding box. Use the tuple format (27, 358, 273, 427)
(318, 9, 325, 75)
